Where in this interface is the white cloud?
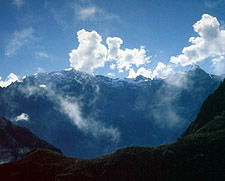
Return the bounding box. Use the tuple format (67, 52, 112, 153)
(57, 96, 120, 142)
(69, 29, 108, 74)
(109, 63, 116, 70)
(65, 68, 73, 71)
(78, 6, 97, 20)
(116, 46, 150, 71)
(107, 72, 116, 77)
(0, 73, 19, 88)
(212, 56, 225, 74)
(12, 0, 25, 8)
(39, 84, 47, 88)
(152, 62, 174, 78)
(106, 37, 123, 60)
(15, 113, 29, 121)
(170, 14, 225, 68)
(106, 37, 150, 71)
(5, 27, 34, 57)
(128, 67, 153, 79)
(128, 62, 174, 79)
(17, 82, 120, 142)
(69, 29, 150, 74)
(74, 4, 121, 22)
(15, 113, 29, 122)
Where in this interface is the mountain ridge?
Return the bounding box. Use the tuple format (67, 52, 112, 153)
(0, 66, 224, 158)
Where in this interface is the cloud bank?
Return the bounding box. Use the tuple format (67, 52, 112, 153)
(69, 29, 150, 74)
(69, 14, 225, 79)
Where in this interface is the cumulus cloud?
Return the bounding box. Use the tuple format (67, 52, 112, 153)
(69, 29, 150, 74)
(15, 113, 29, 122)
(69, 29, 107, 73)
(12, 0, 25, 8)
(5, 27, 34, 57)
(152, 62, 174, 78)
(115, 46, 150, 71)
(128, 62, 174, 79)
(106, 37, 150, 71)
(170, 14, 225, 67)
(128, 67, 153, 79)
(0, 73, 19, 88)
(106, 37, 123, 60)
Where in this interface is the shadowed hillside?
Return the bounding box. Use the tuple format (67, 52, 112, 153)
(0, 80, 225, 180)
(183, 79, 225, 136)
(0, 116, 61, 163)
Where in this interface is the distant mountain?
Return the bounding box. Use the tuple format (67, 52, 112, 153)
(0, 66, 223, 158)
(0, 116, 61, 163)
(0, 79, 224, 180)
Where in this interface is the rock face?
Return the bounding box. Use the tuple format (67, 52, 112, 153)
(0, 66, 223, 158)
(0, 116, 61, 163)
(0, 77, 224, 180)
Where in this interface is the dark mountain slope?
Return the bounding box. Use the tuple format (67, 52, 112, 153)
(0, 116, 61, 163)
(183, 79, 225, 136)
(0, 80, 225, 180)
(0, 129, 224, 180)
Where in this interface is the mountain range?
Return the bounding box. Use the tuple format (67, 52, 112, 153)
(0, 78, 224, 180)
(0, 65, 224, 158)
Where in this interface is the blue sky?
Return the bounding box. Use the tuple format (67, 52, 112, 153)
(1, 0, 225, 86)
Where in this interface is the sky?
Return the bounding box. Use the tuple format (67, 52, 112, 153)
(1, 0, 225, 87)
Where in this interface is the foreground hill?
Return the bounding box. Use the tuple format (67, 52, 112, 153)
(0, 80, 224, 180)
(0, 66, 223, 158)
(0, 116, 61, 163)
